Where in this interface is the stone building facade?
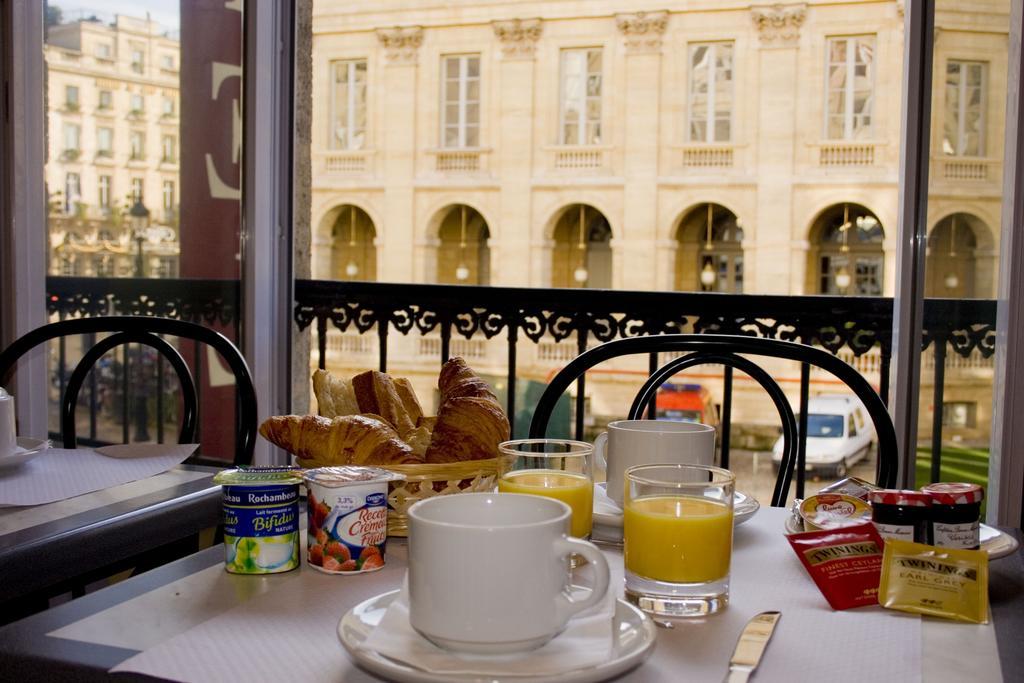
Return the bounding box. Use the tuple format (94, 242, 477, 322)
(45, 15, 180, 278)
(305, 0, 1007, 443)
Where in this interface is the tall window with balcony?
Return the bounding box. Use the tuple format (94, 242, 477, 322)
(162, 180, 175, 223)
(98, 89, 112, 110)
(98, 175, 112, 213)
(130, 47, 145, 74)
(130, 131, 145, 161)
(162, 97, 175, 117)
(441, 54, 480, 149)
(130, 92, 145, 116)
(689, 43, 733, 144)
(162, 135, 176, 163)
(328, 205, 376, 281)
(95, 42, 112, 60)
(559, 48, 602, 146)
(65, 84, 79, 112)
(64, 172, 81, 214)
(825, 35, 875, 140)
(329, 59, 367, 150)
(97, 126, 113, 158)
(131, 177, 144, 204)
(944, 60, 986, 157)
(62, 123, 81, 161)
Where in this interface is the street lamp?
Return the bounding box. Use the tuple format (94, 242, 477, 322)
(129, 199, 150, 278)
(127, 199, 151, 442)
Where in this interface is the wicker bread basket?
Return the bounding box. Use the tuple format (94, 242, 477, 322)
(380, 455, 515, 537)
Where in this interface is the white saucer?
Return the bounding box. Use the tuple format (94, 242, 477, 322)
(782, 515, 1020, 559)
(338, 589, 657, 683)
(0, 438, 49, 472)
(592, 483, 760, 545)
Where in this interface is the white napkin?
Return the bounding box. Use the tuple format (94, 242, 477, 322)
(0, 444, 198, 506)
(360, 577, 617, 676)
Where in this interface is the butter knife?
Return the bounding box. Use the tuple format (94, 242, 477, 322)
(724, 611, 781, 683)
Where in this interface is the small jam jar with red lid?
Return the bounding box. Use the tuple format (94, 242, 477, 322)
(921, 482, 984, 549)
(868, 489, 931, 543)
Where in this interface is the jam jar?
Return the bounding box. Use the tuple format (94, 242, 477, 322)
(921, 482, 984, 550)
(868, 489, 931, 543)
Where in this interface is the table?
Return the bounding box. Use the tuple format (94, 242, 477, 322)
(0, 506, 1020, 683)
(0, 465, 221, 611)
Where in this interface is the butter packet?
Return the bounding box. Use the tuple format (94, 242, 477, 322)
(878, 539, 989, 624)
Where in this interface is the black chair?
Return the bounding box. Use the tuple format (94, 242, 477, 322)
(0, 315, 257, 465)
(528, 334, 898, 507)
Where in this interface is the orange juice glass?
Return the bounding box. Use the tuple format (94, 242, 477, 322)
(623, 464, 735, 618)
(497, 440, 594, 539)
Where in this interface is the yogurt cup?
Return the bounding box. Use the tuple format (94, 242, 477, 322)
(213, 466, 304, 574)
(303, 466, 404, 574)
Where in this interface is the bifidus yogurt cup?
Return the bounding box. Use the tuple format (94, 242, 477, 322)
(213, 466, 304, 574)
(303, 466, 403, 574)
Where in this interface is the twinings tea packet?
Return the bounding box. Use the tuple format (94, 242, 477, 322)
(787, 523, 885, 610)
(878, 539, 989, 624)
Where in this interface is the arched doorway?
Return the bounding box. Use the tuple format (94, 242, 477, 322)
(809, 203, 884, 295)
(330, 205, 377, 280)
(926, 213, 980, 298)
(551, 204, 612, 288)
(674, 203, 744, 292)
(436, 204, 490, 285)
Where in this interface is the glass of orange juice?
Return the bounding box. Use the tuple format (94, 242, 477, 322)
(497, 440, 594, 539)
(623, 463, 735, 618)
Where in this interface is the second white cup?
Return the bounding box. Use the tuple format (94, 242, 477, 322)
(595, 419, 716, 506)
(406, 492, 610, 654)
(0, 389, 16, 458)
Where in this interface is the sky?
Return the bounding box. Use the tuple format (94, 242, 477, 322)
(50, 0, 181, 34)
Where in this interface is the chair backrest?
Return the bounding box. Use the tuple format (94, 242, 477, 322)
(0, 316, 257, 465)
(528, 334, 898, 507)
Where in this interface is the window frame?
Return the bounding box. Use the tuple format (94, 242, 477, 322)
(327, 58, 367, 150)
(945, 59, 988, 157)
(440, 53, 481, 149)
(558, 47, 603, 146)
(688, 41, 735, 144)
(98, 174, 111, 208)
(824, 34, 876, 140)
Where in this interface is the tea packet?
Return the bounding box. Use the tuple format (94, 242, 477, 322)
(878, 538, 989, 624)
(787, 523, 885, 610)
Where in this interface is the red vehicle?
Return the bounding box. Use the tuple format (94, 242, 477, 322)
(655, 383, 719, 428)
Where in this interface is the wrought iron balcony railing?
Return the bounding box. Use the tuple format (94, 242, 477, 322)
(42, 276, 996, 494)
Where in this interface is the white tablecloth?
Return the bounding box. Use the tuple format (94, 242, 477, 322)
(45, 506, 1002, 683)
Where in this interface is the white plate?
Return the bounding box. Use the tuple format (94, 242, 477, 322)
(592, 483, 760, 544)
(338, 589, 657, 683)
(782, 515, 1020, 559)
(0, 438, 49, 471)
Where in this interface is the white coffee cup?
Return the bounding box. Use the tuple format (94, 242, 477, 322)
(0, 389, 16, 458)
(406, 492, 610, 654)
(595, 419, 716, 506)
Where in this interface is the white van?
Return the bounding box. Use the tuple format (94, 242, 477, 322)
(771, 395, 875, 478)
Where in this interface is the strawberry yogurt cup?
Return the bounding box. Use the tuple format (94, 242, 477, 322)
(302, 466, 403, 574)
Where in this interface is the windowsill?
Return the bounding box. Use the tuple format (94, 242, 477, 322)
(95, 108, 115, 117)
(543, 143, 614, 151)
(94, 155, 115, 165)
(425, 147, 493, 155)
(127, 158, 148, 168)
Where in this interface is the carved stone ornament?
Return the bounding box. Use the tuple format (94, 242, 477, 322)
(616, 11, 668, 53)
(377, 26, 424, 65)
(492, 18, 542, 60)
(750, 3, 807, 47)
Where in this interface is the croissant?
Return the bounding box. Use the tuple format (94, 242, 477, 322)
(258, 414, 422, 467)
(425, 396, 510, 464)
(312, 369, 359, 418)
(352, 370, 417, 439)
(393, 377, 425, 424)
(438, 357, 497, 402)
